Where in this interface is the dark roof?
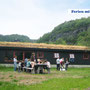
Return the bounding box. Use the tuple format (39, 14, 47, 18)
(0, 42, 90, 51)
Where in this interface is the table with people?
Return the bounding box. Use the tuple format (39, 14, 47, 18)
(34, 59, 51, 74)
(13, 56, 51, 74)
(13, 55, 69, 74)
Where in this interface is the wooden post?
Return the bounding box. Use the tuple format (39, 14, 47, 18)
(13, 51, 16, 57)
(23, 51, 25, 60)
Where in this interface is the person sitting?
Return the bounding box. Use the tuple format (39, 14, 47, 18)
(31, 60, 35, 68)
(18, 60, 21, 72)
(46, 61, 51, 73)
(24, 58, 28, 67)
(27, 59, 31, 68)
(26, 59, 32, 72)
(37, 59, 43, 64)
(21, 60, 24, 71)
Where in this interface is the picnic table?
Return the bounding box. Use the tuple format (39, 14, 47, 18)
(22, 63, 49, 74)
(34, 63, 47, 74)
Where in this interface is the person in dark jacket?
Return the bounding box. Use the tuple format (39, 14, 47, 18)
(65, 58, 69, 70)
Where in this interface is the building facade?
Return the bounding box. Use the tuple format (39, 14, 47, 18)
(0, 42, 90, 65)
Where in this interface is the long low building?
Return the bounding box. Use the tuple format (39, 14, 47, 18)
(0, 42, 90, 65)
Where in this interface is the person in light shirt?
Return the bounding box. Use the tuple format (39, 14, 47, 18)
(46, 60, 51, 73)
(13, 56, 18, 71)
(56, 57, 60, 70)
(18, 60, 21, 72)
(60, 58, 65, 71)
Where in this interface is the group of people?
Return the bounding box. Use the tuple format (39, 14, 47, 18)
(13, 53, 37, 72)
(13, 55, 51, 73)
(56, 57, 69, 71)
(37, 59, 51, 73)
(13, 55, 69, 73)
(13, 56, 24, 72)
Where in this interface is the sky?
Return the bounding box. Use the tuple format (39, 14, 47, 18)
(0, 0, 90, 39)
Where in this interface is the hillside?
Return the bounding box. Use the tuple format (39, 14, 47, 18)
(37, 17, 90, 46)
(0, 34, 36, 43)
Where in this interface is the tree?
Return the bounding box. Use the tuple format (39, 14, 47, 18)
(54, 38, 66, 45)
(77, 28, 90, 46)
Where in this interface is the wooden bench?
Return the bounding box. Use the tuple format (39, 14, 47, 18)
(26, 67, 34, 73)
(23, 67, 34, 73)
(23, 67, 27, 72)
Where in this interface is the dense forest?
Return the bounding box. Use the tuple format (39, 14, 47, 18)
(37, 17, 90, 46)
(0, 17, 90, 46)
(0, 34, 36, 43)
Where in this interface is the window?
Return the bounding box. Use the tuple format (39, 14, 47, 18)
(15, 51, 23, 60)
(69, 54, 75, 62)
(54, 53, 59, 58)
(4, 51, 13, 62)
(25, 51, 32, 58)
(37, 52, 44, 58)
(69, 54, 75, 58)
(83, 53, 89, 59)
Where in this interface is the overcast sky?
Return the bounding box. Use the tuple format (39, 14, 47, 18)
(0, 0, 90, 39)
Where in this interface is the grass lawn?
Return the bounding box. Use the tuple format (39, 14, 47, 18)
(0, 66, 90, 90)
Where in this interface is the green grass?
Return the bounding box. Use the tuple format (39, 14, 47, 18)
(0, 66, 90, 90)
(0, 66, 13, 72)
(29, 77, 90, 90)
(0, 77, 90, 90)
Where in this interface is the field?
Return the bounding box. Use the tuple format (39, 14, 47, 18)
(0, 66, 90, 90)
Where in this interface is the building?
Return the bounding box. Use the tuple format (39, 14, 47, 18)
(0, 42, 90, 65)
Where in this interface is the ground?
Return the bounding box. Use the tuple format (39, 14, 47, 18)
(0, 69, 69, 85)
(0, 67, 90, 90)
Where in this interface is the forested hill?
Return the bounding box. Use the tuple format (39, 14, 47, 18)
(37, 17, 90, 46)
(0, 34, 36, 43)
